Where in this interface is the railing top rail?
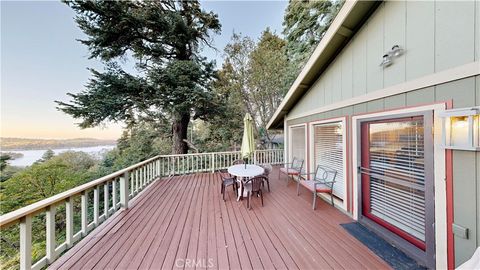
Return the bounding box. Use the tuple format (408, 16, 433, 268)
(0, 155, 161, 227)
(0, 149, 284, 227)
(157, 149, 282, 158)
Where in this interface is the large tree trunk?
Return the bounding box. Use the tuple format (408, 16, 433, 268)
(172, 113, 190, 154)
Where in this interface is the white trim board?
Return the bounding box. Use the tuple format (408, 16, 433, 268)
(267, 0, 359, 130)
(350, 103, 447, 269)
(287, 61, 480, 121)
(287, 123, 308, 168)
(308, 117, 348, 211)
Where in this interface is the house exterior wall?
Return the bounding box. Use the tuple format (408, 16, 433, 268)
(282, 1, 480, 267)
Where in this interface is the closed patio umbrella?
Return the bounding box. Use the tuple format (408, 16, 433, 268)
(241, 113, 255, 166)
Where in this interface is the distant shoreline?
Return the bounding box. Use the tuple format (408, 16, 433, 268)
(1, 137, 117, 151)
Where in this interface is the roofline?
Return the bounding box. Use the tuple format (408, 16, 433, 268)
(267, 0, 380, 129)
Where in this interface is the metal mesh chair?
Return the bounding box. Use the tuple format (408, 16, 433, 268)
(279, 157, 304, 186)
(298, 165, 337, 209)
(218, 169, 237, 201)
(242, 176, 266, 209)
(232, 159, 245, 165)
(259, 164, 272, 192)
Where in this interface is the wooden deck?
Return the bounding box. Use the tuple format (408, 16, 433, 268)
(50, 167, 391, 270)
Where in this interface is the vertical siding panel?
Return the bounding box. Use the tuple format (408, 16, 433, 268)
(476, 75, 480, 106)
(475, 0, 480, 61)
(366, 4, 384, 93)
(341, 49, 353, 100)
(352, 24, 368, 97)
(383, 0, 406, 87)
(406, 87, 435, 106)
(453, 151, 477, 266)
(435, 77, 476, 108)
(342, 106, 354, 116)
(353, 103, 367, 114)
(406, 1, 435, 80)
(324, 68, 333, 104)
(366, 99, 384, 112)
(331, 60, 342, 102)
(435, 1, 475, 72)
(384, 94, 406, 109)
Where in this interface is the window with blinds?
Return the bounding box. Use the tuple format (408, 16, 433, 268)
(290, 126, 306, 164)
(364, 117, 426, 242)
(313, 122, 345, 199)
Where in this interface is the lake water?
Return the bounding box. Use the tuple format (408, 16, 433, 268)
(6, 145, 116, 167)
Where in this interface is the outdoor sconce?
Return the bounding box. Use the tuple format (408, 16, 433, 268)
(380, 54, 392, 67)
(439, 106, 480, 151)
(390, 45, 404, 57)
(380, 45, 404, 68)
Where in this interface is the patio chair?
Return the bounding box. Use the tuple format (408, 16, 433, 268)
(279, 157, 304, 186)
(242, 176, 266, 209)
(218, 169, 238, 201)
(259, 164, 272, 192)
(297, 165, 337, 209)
(232, 159, 245, 165)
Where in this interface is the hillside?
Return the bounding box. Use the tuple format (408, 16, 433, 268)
(0, 137, 117, 151)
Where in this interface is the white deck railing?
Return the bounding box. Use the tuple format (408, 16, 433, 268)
(0, 149, 283, 270)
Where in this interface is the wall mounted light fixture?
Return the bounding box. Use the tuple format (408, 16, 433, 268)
(439, 106, 480, 151)
(379, 54, 392, 67)
(380, 45, 404, 68)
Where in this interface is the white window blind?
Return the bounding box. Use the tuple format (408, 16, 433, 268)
(313, 122, 345, 199)
(365, 118, 426, 242)
(290, 126, 306, 164)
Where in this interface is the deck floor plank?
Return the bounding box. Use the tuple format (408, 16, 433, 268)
(49, 167, 391, 270)
(126, 174, 190, 269)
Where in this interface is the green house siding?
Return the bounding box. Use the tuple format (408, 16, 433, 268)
(281, 1, 480, 266)
(288, 1, 479, 119)
(287, 76, 480, 267)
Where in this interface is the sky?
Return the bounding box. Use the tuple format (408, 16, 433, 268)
(0, 0, 288, 140)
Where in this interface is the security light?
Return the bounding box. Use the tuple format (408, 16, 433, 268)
(439, 107, 480, 151)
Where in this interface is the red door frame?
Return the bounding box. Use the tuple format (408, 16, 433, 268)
(360, 116, 427, 251)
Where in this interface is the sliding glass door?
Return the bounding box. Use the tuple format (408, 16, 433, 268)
(360, 114, 434, 260)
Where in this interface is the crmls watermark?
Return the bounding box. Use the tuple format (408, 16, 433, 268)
(175, 258, 215, 268)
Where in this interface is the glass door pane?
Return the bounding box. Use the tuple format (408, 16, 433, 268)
(361, 116, 427, 250)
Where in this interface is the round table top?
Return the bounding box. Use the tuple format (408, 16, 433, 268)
(227, 164, 264, 178)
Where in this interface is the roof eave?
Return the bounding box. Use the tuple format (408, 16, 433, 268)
(267, 0, 381, 129)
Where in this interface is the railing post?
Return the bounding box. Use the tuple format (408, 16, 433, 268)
(66, 197, 74, 248)
(20, 215, 32, 270)
(46, 205, 57, 263)
(81, 190, 88, 236)
(113, 179, 118, 211)
(93, 186, 99, 226)
(211, 153, 215, 173)
(253, 151, 257, 164)
(104, 183, 110, 218)
(120, 171, 130, 209)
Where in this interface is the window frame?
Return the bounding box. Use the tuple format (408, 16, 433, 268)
(308, 117, 348, 210)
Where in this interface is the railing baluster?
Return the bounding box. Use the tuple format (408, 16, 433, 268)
(135, 169, 139, 193)
(66, 197, 74, 248)
(81, 190, 88, 236)
(93, 186, 99, 226)
(46, 205, 56, 263)
(147, 163, 150, 183)
(104, 183, 109, 218)
(113, 179, 118, 211)
(20, 215, 32, 270)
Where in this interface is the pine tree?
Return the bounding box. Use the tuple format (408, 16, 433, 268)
(57, 1, 221, 154)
